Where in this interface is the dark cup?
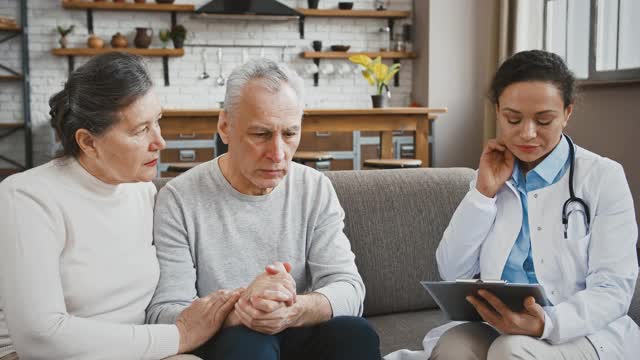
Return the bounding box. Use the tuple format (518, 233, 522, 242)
(307, 0, 320, 9)
(312, 40, 322, 52)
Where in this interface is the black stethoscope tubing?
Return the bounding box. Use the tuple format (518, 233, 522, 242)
(562, 135, 591, 238)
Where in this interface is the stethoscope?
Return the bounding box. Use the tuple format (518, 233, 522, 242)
(562, 135, 591, 239)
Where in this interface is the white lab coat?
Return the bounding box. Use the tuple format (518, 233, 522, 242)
(430, 145, 639, 359)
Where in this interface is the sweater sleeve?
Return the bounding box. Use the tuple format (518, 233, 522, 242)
(0, 183, 179, 360)
(308, 176, 366, 317)
(146, 184, 197, 325)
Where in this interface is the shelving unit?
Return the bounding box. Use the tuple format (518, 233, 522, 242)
(295, 8, 410, 39)
(58, 1, 192, 86)
(301, 51, 416, 87)
(295, 8, 413, 86)
(52, 48, 184, 86)
(0, 0, 32, 177)
(301, 51, 415, 59)
(61, 0, 195, 34)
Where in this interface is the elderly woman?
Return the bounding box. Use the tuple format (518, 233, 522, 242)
(0, 52, 239, 360)
(430, 50, 639, 359)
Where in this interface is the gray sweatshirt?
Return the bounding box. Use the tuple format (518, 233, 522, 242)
(146, 157, 365, 325)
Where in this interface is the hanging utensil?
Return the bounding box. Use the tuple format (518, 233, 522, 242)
(216, 48, 225, 87)
(242, 48, 249, 64)
(199, 49, 210, 80)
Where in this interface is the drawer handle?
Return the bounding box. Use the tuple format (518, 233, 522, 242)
(179, 132, 196, 139)
(179, 150, 196, 162)
(315, 131, 331, 137)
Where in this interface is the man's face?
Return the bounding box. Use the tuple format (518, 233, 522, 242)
(219, 80, 303, 195)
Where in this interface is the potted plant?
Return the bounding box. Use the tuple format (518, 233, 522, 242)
(159, 29, 171, 49)
(349, 54, 400, 108)
(170, 24, 186, 49)
(56, 25, 75, 49)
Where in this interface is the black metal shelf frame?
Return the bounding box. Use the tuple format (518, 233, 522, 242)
(0, 0, 32, 172)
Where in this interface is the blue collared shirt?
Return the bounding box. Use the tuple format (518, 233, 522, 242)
(501, 135, 571, 284)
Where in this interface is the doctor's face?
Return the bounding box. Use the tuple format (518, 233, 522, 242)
(496, 81, 573, 172)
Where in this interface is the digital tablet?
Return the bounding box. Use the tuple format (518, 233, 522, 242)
(421, 280, 550, 322)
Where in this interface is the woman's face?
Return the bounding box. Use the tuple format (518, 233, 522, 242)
(86, 89, 166, 184)
(496, 81, 573, 172)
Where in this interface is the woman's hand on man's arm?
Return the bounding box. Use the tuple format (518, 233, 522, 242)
(175, 289, 242, 354)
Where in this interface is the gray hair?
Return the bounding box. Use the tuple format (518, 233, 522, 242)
(223, 58, 304, 118)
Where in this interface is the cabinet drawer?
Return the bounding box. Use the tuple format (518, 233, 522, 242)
(162, 131, 215, 140)
(161, 148, 214, 163)
(298, 132, 352, 151)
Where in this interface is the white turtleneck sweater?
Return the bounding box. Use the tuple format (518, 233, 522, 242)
(0, 158, 179, 360)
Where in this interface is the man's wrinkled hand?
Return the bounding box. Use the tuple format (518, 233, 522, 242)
(243, 261, 296, 311)
(234, 293, 306, 335)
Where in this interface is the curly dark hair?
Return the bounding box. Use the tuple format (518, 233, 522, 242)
(489, 50, 576, 108)
(49, 52, 153, 158)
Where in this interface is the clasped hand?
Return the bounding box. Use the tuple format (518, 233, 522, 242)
(230, 261, 304, 335)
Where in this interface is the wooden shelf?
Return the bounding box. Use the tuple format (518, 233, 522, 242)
(0, 74, 22, 81)
(296, 8, 410, 19)
(62, 0, 195, 12)
(302, 51, 415, 87)
(52, 47, 184, 57)
(0, 122, 24, 129)
(0, 168, 21, 177)
(52, 48, 184, 86)
(302, 51, 416, 59)
(0, 23, 21, 32)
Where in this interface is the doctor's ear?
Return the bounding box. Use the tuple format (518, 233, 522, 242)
(562, 104, 574, 127)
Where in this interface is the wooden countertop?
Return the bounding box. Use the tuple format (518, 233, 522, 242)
(162, 107, 448, 117)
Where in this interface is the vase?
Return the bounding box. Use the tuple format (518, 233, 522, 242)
(59, 36, 68, 49)
(134, 27, 153, 49)
(307, 0, 319, 9)
(111, 32, 128, 48)
(371, 94, 389, 108)
(87, 34, 104, 49)
(172, 37, 184, 49)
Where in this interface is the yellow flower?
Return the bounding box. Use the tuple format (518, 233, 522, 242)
(348, 54, 373, 67)
(348, 54, 401, 95)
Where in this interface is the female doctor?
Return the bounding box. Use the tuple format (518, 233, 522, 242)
(431, 50, 639, 360)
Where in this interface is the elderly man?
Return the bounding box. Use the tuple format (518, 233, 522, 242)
(147, 59, 380, 360)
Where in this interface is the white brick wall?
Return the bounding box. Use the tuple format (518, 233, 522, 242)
(1, 0, 414, 167)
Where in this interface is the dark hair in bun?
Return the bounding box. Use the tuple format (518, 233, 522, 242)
(49, 52, 153, 157)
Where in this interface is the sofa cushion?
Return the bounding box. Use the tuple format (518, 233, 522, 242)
(367, 309, 448, 355)
(325, 168, 475, 316)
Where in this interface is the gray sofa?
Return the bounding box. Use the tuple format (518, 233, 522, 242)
(322, 168, 640, 355)
(154, 167, 640, 355)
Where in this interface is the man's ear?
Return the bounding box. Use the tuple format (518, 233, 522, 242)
(75, 129, 98, 159)
(218, 111, 230, 145)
